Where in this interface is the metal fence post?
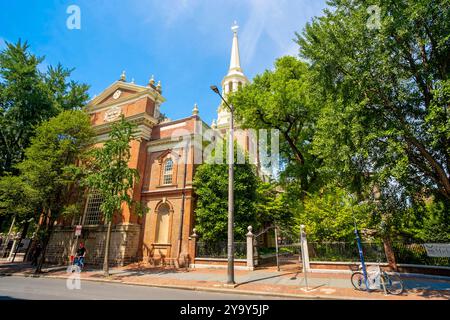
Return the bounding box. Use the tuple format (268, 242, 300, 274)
(246, 226, 255, 270)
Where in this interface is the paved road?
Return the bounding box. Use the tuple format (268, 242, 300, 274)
(0, 276, 294, 300)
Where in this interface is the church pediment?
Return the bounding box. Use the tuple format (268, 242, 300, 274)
(97, 87, 140, 105)
(86, 81, 164, 111)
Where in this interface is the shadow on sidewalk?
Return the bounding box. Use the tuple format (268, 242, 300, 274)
(235, 271, 298, 288)
(0, 261, 34, 276)
(0, 295, 23, 300)
(0, 261, 70, 277)
(84, 264, 190, 281)
(414, 289, 450, 299)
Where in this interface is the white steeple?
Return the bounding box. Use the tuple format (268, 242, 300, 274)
(222, 21, 248, 87)
(229, 21, 242, 74)
(216, 21, 249, 129)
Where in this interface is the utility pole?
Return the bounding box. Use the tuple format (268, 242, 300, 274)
(210, 85, 235, 285)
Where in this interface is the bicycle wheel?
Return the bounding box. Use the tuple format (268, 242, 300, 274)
(351, 272, 368, 291)
(383, 273, 404, 295)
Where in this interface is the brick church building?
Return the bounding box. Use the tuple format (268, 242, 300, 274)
(46, 23, 256, 266)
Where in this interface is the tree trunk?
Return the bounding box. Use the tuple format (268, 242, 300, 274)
(383, 235, 398, 271)
(103, 220, 113, 277)
(35, 217, 54, 274)
(25, 223, 41, 262)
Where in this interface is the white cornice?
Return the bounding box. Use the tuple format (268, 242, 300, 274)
(92, 112, 158, 139)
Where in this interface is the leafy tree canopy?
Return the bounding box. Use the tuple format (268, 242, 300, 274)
(0, 40, 89, 175)
(229, 56, 322, 195)
(193, 140, 260, 242)
(0, 174, 40, 220)
(297, 0, 450, 204)
(17, 110, 94, 218)
(296, 185, 373, 242)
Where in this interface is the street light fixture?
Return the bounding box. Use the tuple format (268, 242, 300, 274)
(210, 84, 235, 285)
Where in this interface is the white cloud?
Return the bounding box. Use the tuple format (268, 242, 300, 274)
(114, 0, 326, 73)
(134, 0, 200, 26)
(239, 0, 326, 70)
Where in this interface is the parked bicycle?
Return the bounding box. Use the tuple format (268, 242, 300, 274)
(351, 263, 404, 295)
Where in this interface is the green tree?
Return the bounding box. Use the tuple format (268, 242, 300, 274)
(17, 110, 94, 272)
(297, 186, 373, 242)
(229, 56, 321, 196)
(193, 142, 259, 242)
(0, 175, 40, 222)
(255, 181, 294, 231)
(0, 175, 40, 257)
(0, 40, 89, 175)
(83, 116, 140, 276)
(417, 200, 450, 242)
(297, 0, 450, 205)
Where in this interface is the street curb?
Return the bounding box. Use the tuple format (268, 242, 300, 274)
(0, 272, 376, 300)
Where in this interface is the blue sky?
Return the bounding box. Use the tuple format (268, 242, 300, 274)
(0, 0, 327, 125)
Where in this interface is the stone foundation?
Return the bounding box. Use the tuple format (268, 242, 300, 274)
(46, 223, 141, 266)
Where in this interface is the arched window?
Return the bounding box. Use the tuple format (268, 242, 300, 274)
(228, 81, 233, 92)
(238, 82, 242, 90)
(155, 203, 170, 243)
(162, 158, 173, 185)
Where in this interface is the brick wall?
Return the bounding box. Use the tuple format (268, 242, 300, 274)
(46, 223, 141, 267)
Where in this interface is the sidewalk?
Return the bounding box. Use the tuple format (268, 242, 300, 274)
(1, 260, 449, 300)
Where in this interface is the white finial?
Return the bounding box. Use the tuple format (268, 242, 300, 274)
(148, 74, 155, 86)
(120, 70, 126, 81)
(211, 119, 217, 129)
(156, 80, 162, 93)
(231, 20, 239, 34)
(131, 78, 135, 84)
(192, 102, 199, 115)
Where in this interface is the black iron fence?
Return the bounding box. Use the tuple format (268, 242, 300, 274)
(307, 242, 449, 266)
(308, 242, 385, 262)
(393, 243, 449, 266)
(196, 241, 247, 259)
(196, 238, 449, 266)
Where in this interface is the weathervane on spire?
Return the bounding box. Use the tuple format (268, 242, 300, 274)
(231, 20, 239, 34)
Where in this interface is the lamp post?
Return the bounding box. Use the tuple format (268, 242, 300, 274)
(210, 85, 235, 285)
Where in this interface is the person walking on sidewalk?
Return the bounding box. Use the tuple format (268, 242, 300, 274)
(31, 241, 42, 266)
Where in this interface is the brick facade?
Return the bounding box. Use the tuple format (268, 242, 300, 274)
(45, 24, 254, 268)
(45, 79, 206, 267)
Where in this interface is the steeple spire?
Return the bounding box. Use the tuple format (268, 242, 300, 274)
(228, 21, 242, 74)
(216, 21, 249, 129)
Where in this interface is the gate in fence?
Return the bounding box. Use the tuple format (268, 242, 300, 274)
(254, 225, 305, 271)
(274, 227, 302, 271)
